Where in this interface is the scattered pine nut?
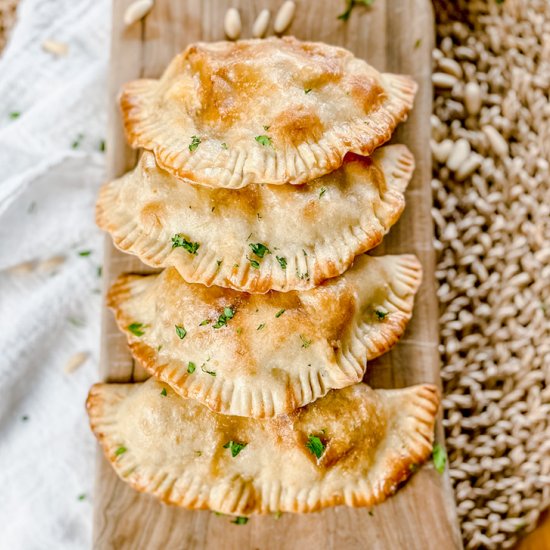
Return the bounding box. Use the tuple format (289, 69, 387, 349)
(224, 8, 242, 40)
(252, 9, 270, 38)
(64, 351, 89, 374)
(123, 0, 154, 27)
(42, 40, 69, 57)
(273, 1, 296, 34)
(37, 255, 66, 273)
(7, 261, 35, 275)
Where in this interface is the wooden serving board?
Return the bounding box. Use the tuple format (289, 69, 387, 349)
(94, 1, 462, 548)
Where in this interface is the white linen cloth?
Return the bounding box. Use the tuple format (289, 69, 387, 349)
(0, 1, 110, 548)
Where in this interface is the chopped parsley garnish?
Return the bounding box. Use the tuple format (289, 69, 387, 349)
(304, 88, 312, 94)
(128, 322, 146, 337)
(221, 142, 228, 149)
(274, 511, 283, 519)
(224, 440, 248, 457)
(306, 435, 325, 459)
(195, 450, 202, 456)
(68, 317, 85, 327)
(99, 140, 106, 152)
(275, 309, 286, 318)
(9, 111, 20, 119)
(72, 133, 84, 149)
(248, 257, 260, 269)
(213, 307, 235, 329)
(236, 327, 243, 335)
(319, 187, 327, 198)
(249, 242, 271, 258)
(216, 259, 222, 268)
(368, 510, 374, 517)
(187, 362, 196, 374)
(157, 344, 163, 352)
(175, 325, 187, 339)
(201, 364, 216, 376)
(276, 256, 287, 270)
(255, 135, 272, 147)
(296, 269, 310, 280)
(77, 494, 86, 501)
(232, 516, 249, 525)
(160, 388, 167, 396)
(409, 463, 419, 473)
(114, 446, 127, 457)
(21, 415, 29, 422)
(97, 266, 103, 277)
(257, 323, 266, 331)
(199, 319, 211, 326)
(189, 135, 201, 151)
(171, 234, 200, 255)
(338, 0, 374, 21)
(263, 125, 270, 131)
(78, 250, 92, 257)
(375, 308, 389, 320)
(432, 443, 447, 474)
(300, 334, 312, 348)
(414, 38, 422, 49)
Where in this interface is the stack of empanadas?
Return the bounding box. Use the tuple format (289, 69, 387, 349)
(89, 37, 439, 517)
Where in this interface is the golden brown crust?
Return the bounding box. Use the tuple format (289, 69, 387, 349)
(96, 145, 414, 293)
(106, 254, 422, 418)
(86, 379, 439, 515)
(119, 37, 417, 188)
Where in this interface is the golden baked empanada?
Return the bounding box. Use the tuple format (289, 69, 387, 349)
(120, 37, 417, 188)
(107, 254, 422, 417)
(87, 379, 439, 515)
(97, 145, 414, 293)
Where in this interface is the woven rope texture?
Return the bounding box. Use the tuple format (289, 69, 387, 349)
(433, 1, 549, 548)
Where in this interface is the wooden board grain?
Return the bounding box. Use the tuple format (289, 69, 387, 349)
(93, 1, 462, 548)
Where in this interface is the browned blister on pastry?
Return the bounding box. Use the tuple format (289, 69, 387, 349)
(107, 254, 422, 417)
(120, 37, 416, 188)
(96, 145, 414, 293)
(87, 379, 439, 515)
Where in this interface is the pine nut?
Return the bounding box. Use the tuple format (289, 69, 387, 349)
(37, 255, 66, 273)
(224, 8, 242, 40)
(274, 1, 296, 34)
(7, 261, 35, 275)
(42, 40, 69, 57)
(64, 351, 89, 374)
(123, 0, 154, 26)
(252, 9, 270, 38)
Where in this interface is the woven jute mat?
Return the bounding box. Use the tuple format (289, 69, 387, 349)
(0, 0, 17, 51)
(1, 1, 548, 548)
(432, 0, 549, 548)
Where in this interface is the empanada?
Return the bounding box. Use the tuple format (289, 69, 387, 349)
(97, 145, 414, 293)
(87, 378, 439, 515)
(107, 254, 422, 417)
(120, 37, 417, 189)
